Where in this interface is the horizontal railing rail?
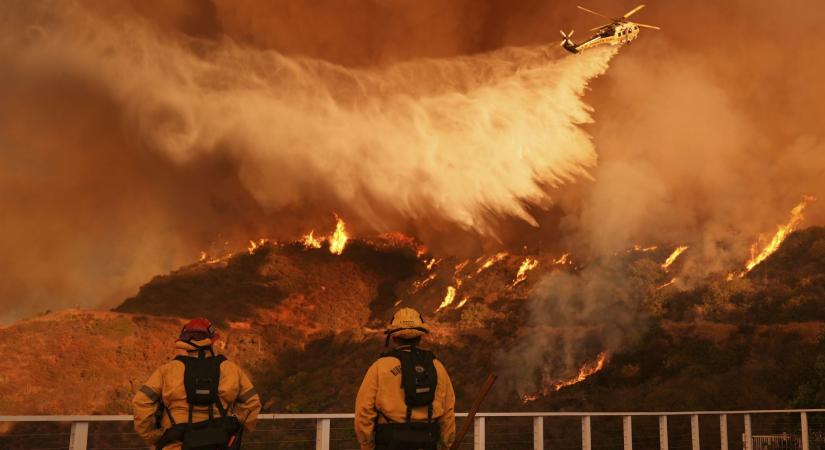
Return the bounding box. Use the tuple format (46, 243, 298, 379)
(3, 409, 825, 450)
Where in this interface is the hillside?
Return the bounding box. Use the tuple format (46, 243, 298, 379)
(2, 228, 825, 418)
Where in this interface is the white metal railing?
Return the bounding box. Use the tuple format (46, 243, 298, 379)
(2, 409, 825, 450)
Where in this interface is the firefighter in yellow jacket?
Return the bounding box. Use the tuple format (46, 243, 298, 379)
(355, 308, 456, 450)
(133, 318, 262, 450)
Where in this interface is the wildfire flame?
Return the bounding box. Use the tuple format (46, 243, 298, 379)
(661, 245, 688, 270)
(301, 231, 323, 249)
(456, 296, 470, 309)
(512, 257, 539, 287)
(553, 253, 572, 265)
(553, 352, 608, 391)
(299, 215, 350, 254)
(328, 216, 349, 255)
(633, 244, 658, 252)
(744, 195, 816, 273)
(522, 352, 609, 404)
(247, 238, 269, 254)
(476, 252, 508, 274)
(437, 286, 457, 311)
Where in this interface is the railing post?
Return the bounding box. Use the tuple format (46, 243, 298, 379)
(623, 415, 633, 450)
(474, 416, 486, 450)
(743, 414, 752, 450)
(659, 415, 668, 450)
(69, 422, 88, 450)
(801, 412, 810, 450)
(582, 416, 592, 450)
(533, 416, 544, 450)
(720, 414, 728, 450)
(691, 414, 700, 450)
(316, 418, 330, 450)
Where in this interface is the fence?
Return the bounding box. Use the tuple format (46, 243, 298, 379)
(3, 409, 825, 450)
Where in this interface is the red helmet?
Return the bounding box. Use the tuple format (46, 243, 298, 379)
(178, 317, 216, 342)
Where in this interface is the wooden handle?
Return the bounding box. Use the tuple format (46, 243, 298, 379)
(450, 374, 498, 450)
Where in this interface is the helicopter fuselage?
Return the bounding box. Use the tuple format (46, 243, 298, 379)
(562, 21, 641, 53)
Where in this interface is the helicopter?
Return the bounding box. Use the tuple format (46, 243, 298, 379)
(561, 4, 660, 53)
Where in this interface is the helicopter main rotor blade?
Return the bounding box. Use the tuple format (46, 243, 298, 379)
(577, 5, 612, 20)
(623, 4, 645, 18)
(635, 22, 661, 30)
(589, 23, 612, 31)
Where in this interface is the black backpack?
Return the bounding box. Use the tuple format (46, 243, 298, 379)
(157, 349, 242, 450)
(374, 347, 441, 450)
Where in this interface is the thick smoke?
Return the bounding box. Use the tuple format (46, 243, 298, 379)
(496, 260, 650, 398)
(1, 0, 824, 348)
(0, 2, 614, 321)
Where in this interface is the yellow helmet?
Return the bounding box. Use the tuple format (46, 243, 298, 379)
(385, 307, 429, 343)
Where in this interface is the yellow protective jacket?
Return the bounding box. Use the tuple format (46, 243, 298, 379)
(354, 346, 456, 450)
(132, 339, 262, 450)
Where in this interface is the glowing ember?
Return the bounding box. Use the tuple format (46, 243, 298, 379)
(661, 245, 688, 270)
(454, 260, 469, 274)
(512, 257, 539, 286)
(425, 258, 439, 271)
(301, 231, 323, 249)
(476, 252, 508, 274)
(328, 216, 349, 255)
(744, 195, 816, 273)
(437, 286, 457, 311)
(657, 278, 677, 289)
(633, 244, 658, 252)
(553, 352, 608, 391)
(553, 253, 572, 265)
(456, 296, 470, 309)
(411, 273, 438, 293)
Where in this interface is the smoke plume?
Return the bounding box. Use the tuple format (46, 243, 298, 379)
(0, 2, 615, 321)
(1, 0, 824, 348)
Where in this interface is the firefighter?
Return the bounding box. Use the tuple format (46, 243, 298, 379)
(133, 318, 261, 450)
(355, 307, 456, 450)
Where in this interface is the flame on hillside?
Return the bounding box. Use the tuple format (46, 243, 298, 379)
(661, 246, 688, 270)
(744, 195, 816, 273)
(329, 216, 349, 255)
(633, 244, 658, 252)
(476, 252, 508, 274)
(438, 286, 457, 311)
(456, 296, 470, 309)
(522, 352, 609, 403)
(247, 238, 269, 254)
(301, 231, 323, 249)
(299, 215, 350, 254)
(512, 257, 539, 286)
(553, 253, 572, 265)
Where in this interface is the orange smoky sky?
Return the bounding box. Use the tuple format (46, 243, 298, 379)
(0, 0, 823, 322)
